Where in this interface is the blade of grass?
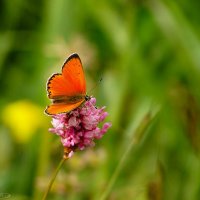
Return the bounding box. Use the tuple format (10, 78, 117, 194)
(147, 0, 200, 71)
(98, 106, 160, 200)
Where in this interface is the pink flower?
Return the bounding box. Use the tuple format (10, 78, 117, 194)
(49, 97, 111, 157)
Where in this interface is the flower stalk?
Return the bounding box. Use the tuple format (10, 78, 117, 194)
(42, 154, 68, 200)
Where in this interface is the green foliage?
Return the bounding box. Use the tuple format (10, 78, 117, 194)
(0, 0, 200, 199)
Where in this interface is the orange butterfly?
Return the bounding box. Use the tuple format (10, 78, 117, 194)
(45, 53, 89, 115)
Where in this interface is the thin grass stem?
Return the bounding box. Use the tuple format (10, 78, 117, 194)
(99, 109, 159, 200)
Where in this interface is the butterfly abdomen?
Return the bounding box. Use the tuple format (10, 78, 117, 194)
(52, 95, 85, 105)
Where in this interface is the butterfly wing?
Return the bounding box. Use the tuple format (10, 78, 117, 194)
(45, 100, 85, 115)
(47, 53, 86, 99)
(45, 53, 86, 115)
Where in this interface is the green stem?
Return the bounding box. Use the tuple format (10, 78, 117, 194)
(99, 110, 158, 200)
(42, 157, 67, 200)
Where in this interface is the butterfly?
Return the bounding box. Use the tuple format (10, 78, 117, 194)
(45, 53, 89, 115)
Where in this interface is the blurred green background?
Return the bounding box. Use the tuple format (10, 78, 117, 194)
(1, 0, 200, 199)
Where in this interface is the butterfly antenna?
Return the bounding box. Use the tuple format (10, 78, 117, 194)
(88, 77, 103, 96)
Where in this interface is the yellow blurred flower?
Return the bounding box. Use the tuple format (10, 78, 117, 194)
(2, 100, 47, 143)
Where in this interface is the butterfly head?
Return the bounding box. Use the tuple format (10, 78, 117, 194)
(85, 95, 90, 101)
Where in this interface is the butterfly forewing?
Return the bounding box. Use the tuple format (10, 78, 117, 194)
(47, 54, 86, 99)
(62, 53, 86, 95)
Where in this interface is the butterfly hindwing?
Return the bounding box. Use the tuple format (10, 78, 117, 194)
(45, 100, 85, 115)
